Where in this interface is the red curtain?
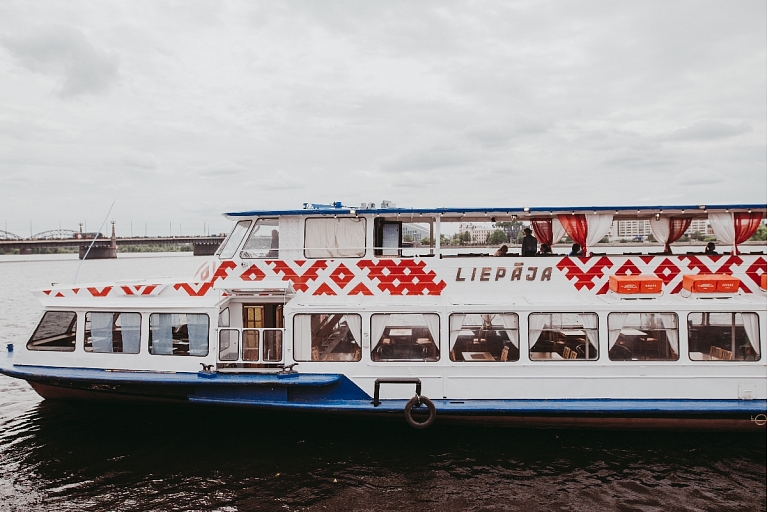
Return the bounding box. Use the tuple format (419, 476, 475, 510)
(557, 214, 588, 253)
(733, 212, 763, 253)
(530, 219, 553, 246)
(665, 217, 692, 253)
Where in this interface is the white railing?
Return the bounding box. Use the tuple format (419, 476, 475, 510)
(217, 328, 284, 363)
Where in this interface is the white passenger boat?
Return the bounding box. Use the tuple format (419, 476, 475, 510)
(2, 203, 766, 429)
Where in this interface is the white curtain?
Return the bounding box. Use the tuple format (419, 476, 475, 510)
(585, 214, 614, 249)
(449, 314, 466, 349)
(293, 315, 312, 361)
(370, 314, 390, 351)
(658, 313, 678, 355)
(649, 218, 671, 249)
(344, 314, 362, 346)
(499, 314, 519, 349)
(423, 314, 440, 346)
(709, 212, 735, 248)
(579, 314, 598, 358)
(120, 313, 141, 354)
(187, 314, 209, 356)
(528, 314, 548, 349)
(742, 313, 760, 354)
(335, 218, 366, 257)
(305, 218, 365, 258)
(151, 314, 174, 355)
(304, 219, 337, 258)
(551, 217, 565, 245)
(91, 313, 113, 353)
(608, 313, 628, 349)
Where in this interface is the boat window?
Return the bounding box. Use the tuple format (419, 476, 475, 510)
(217, 220, 252, 259)
(449, 313, 519, 362)
(218, 307, 230, 327)
(243, 329, 259, 360)
(607, 313, 678, 361)
(370, 313, 440, 362)
(263, 330, 283, 362)
(304, 218, 366, 258)
(688, 312, 761, 361)
(84, 312, 141, 354)
(218, 329, 239, 361)
(293, 314, 362, 362)
(240, 219, 280, 259)
(26, 311, 77, 352)
(149, 313, 209, 356)
(528, 313, 598, 361)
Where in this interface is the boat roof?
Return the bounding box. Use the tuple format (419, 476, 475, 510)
(224, 203, 767, 220)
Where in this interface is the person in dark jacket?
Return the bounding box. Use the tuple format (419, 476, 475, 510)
(569, 243, 582, 256)
(521, 228, 538, 256)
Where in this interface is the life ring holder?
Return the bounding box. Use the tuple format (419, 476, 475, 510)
(372, 378, 437, 429)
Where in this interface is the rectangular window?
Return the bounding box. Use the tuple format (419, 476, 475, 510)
(240, 219, 280, 259)
(449, 313, 519, 362)
(529, 313, 598, 360)
(27, 311, 77, 352)
(371, 313, 439, 362)
(218, 329, 239, 361)
(293, 314, 362, 362)
(217, 220, 251, 259)
(688, 312, 761, 361)
(263, 330, 283, 362)
(149, 313, 209, 356)
(608, 313, 678, 361)
(243, 329, 259, 360)
(304, 218, 366, 258)
(84, 312, 141, 354)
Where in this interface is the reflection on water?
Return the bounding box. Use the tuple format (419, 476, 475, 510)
(0, 381, 765, 512)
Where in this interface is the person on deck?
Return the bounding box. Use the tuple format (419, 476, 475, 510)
(538, 243, 552, 255)
(569, 243, 582, 256)
(705, 242, 717, 255)
(521, 228, 538, 256)
(494, 244, 508, 257)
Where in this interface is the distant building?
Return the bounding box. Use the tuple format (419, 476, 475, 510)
(608, 218, 713, 241)
(402, 223, 430, 243)
(458, 223, 495, 244)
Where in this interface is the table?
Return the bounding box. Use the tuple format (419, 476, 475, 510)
(620, 328, 647, 337)
(462, 351, 495, 361)
(388, 328, 412, 336)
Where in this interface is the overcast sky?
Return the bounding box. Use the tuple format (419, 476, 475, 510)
(0, 1, 765, 237)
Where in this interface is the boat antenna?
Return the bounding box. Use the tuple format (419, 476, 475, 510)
(74, 199, 116, 284)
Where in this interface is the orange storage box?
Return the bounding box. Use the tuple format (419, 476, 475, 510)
(609, 275, 663, 294)
(682, 274, 741, 293)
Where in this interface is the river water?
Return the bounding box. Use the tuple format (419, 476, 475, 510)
(0, 254, 765, 511)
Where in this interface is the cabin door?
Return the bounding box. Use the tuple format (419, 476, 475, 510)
(243, 304, 284, 362)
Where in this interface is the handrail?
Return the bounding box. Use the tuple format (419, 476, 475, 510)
(372, 378, 422, 407)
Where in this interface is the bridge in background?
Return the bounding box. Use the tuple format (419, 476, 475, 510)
(0, 235, 224, 258)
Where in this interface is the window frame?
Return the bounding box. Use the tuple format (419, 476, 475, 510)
(527, 312, 599, 361)
(370, 313, 441, 362)
(84, 311, 143, 354)
(607, 312, 680, 362)
(687, 311, 761, 362)
(303, 216, 368, 259)
(448, 312, 520, 362)
(26, 310, 78, 352)
(239, 218, 281, 259)
(217, 220, 252, 259)
(293, 313, 363, 362)
(148, 313, 210, 357)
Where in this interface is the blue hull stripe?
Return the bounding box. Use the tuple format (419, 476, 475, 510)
(189, 396, 767, 415)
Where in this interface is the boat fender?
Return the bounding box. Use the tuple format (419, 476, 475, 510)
(404, 395, 436, 429)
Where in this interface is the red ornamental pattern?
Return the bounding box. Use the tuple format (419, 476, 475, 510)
(357, 259, 447, 295)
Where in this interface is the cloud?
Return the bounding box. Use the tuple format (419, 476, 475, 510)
(666, 120, 752, 141)
(2, 25, 119, 97)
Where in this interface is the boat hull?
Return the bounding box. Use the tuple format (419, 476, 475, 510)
(23, 377, 767, 431)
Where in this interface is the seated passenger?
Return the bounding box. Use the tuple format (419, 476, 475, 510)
(538, 243, 552, 255)
(569, 243, 582, 256)
(494, 244, 508, 257)
(704, 242, 717, 255)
